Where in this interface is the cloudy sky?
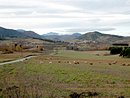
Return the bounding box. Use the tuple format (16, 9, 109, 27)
(0, 0, 130, 36)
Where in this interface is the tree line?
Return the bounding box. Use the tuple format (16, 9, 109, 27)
(109, 47, 130, 57)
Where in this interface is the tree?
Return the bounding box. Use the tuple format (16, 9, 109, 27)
(120, 47, 130, 57)
(109, 47, 123, 55)
(16, 44, 23, 52)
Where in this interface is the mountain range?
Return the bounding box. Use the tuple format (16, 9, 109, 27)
(0, 27, 41, 39)
(42, 32, 82, 41)
(42, 31, 130, 44)
(0, 26, 130, 44)
(78, 31, 130, 44)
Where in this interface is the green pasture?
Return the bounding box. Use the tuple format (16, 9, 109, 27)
(0, 50, 130, 98)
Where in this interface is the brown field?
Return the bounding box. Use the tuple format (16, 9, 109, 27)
(0, 52, 38, 63)
(0, 50, 130, 98)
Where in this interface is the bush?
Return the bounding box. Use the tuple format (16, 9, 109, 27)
(66, 45, 78, 50)
(109, 47, 123, 55)
(2, 49, 13, 54)
(120, 47, 130, 57)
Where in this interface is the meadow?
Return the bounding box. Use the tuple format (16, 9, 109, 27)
(0, 51, 41, 63)
(0, 50, 130, 98)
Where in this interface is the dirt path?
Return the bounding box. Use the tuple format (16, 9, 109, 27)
(0, 56, 36, 65)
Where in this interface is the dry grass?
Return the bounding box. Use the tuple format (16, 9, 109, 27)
(0, 50, 130, 98)
(0, 52, 38, 63)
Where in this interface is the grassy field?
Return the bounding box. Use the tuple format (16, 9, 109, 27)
(0, 50, 130, 98)
(0, 52, 39, 63)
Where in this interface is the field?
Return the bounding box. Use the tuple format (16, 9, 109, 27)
(0, 50, 130, 98)
(0, 52, 38, 63)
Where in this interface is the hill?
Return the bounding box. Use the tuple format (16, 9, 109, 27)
(78, 31, 130, 44)
(0, 27, 41, 39)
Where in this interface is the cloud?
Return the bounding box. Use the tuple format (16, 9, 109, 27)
(64, 27, 116, 33)
(58, 0, 130, 13)
(0, 0, 130, 35)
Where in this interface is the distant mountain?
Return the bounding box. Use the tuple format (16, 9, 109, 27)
(17, 29, 26, 33)
(18, 30, 41, 38)
(42, 32, 82, 41)
(78, 31, 130, 44)
(0, 27, 41, 39)
(44, 32, 59, 36)
(72, 33, 82, 38)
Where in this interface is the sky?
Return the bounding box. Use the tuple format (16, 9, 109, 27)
(0, 0, 130, 36)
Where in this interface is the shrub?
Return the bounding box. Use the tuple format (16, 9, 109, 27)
(66, 45, 78, 50)
(109, 47, 123, 55)
(15, 44, 23, 52)
(120, 47, 130, 57)
(1, 46, 14, 54)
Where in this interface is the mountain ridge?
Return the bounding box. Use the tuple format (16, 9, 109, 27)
(78, 31, 129, 44)
(0, 27, 41, 39)
(0, 26, 130, 45)
(42, 32, 82, 41)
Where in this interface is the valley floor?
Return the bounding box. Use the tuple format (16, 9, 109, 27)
(0, 52, 37, 63)
(0, 50, 130, 98)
